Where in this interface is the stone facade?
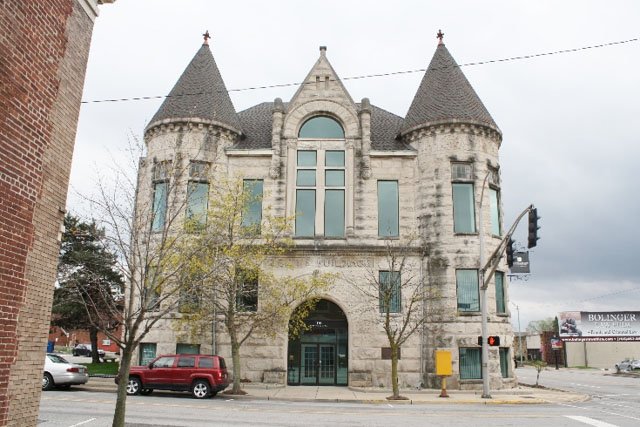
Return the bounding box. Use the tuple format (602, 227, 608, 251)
(135, 39, 516, 390)
(0, 1, 111, 425)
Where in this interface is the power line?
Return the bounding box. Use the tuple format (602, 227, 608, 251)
(81, 37, 638, 105)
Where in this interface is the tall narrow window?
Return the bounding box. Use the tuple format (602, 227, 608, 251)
(379, 271, 401, 313)
(143, 266, 161, 311)
(185, 162, 209, 230)
(139, 343, 157, 365)
(151, 161, 170, 232)
(459, 347, 482, 379)
(495, 271, 506, 314)
(295, 150, 317, 237)
(499, 347, 509, 378)
(242, 179, 264, 232)
(378, 180, 399, 237)
(236, 270, 258, 312)
(451, 163, 475, 233)
(489, 167, 501, 236)
(456, 269, 479, 312)
(325, 150, 345, 237)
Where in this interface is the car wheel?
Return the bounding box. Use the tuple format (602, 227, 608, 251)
(72, 351, 78, 356)
(43, 373, 54, 391)
(191, 380, 210, 399)
(126, 377, 142, 395)
(140, 388, 153, 396)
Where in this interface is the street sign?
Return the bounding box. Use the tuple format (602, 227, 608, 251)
(510, 251, 530, 274)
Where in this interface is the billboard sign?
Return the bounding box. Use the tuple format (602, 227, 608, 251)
(559, 311, 640, 342)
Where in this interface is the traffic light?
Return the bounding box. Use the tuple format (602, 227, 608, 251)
(478, 336, 501, 346)
(506, 238, 515, 268)
(528, 208, 540, 248)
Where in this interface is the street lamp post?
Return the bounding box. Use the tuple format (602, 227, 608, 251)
(512, 302, 524, 366)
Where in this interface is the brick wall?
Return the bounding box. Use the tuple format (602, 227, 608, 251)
(0, 1, 98, 425)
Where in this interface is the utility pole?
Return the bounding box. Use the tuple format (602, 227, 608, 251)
(478, 172, 491, 398)
(478, 172, 537, 398)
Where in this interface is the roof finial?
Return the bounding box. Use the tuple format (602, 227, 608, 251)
(319, 45, 327, 56)
(436, 29, 444, 45)
(203, 30, 211, 46)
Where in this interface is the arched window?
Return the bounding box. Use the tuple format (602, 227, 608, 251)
(298, 116, 344, 139)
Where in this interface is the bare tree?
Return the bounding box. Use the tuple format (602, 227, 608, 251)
(174, 177, 334, 394)
(80, 133, 209, 427)
(350, 238, 433, 400)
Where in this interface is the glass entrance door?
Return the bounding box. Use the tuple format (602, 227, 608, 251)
(300, 344, 335, 385)
(301, 344, 318, 385)
(318, 345, 335, 384)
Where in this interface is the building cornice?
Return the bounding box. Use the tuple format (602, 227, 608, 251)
(78, 0, 115, 22)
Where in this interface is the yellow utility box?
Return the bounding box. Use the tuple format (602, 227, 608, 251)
(435, 350, 452, 376)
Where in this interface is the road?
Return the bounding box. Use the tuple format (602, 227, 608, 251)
(517, 366, 640, 425)
(38, 368, 639, 427)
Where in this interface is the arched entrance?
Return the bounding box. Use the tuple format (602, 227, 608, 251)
(287, 299, 348, 386)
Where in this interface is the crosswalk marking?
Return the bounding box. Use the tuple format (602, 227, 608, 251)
(565, 415, 619, 427)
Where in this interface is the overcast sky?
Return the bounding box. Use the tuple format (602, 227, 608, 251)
(71, 0, 640, 330)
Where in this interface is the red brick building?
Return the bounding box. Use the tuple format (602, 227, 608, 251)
(0, 1, 113, 425)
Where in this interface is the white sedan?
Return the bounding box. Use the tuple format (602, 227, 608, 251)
(43, 353, 89, 390)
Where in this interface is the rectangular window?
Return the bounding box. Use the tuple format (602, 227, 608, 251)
(143, 266, 161, 311)
(242, 179, 263, 231)
(452, 183, 475, 233)
(379, 271, 401, 313)
(489, 188, 501, 236)
(176, 343, 200, 354)
(151, 182, 168, 232)
(456, 269, 479, 312)
(185, 181, 209, 229)
(295, 189, 315, 237)
(295, 151, 317, 237)
(236, 270, 258, 312)
(495, 271, 506, 314)
(378, 180, 399, 237)
(459, 347, 482, 379)
(325, 190, 344, 237)
(179, 282, 200, 313)
(139, 343, 157, 365)
(499, 347, 509, 378)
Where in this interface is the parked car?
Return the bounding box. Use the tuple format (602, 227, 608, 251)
(72, 343, 105, 358)
(615, 358, 640, 373)
(118, 354, 229, 399)
(43, 353, 89, 391)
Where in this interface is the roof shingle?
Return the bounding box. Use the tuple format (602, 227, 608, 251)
(401, 43, 499, 135)
(146, 44, 241, 133)
(234, 103, 410, 151)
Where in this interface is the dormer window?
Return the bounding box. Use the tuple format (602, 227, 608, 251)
(298, 116, 344, 139)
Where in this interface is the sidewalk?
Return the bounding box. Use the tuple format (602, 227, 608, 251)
(80, 377, 588, 405)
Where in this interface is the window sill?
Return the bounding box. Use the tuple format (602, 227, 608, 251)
(292, 236, 347, 240)
(496, 313, 509, 317)
(459, 379, 483, 383)
(378, 236, 400, 240)
(457, 311, 481, 316)
(454, 232, 478, 237)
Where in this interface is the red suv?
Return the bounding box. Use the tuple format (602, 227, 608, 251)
(124, 354, 228, 399)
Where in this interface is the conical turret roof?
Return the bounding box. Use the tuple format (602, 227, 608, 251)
(401, 43, 499, 136)
(146, 43, 241, 134)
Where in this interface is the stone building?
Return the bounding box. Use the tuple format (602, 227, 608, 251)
(136, 34, 515, 390)
(0, 1, 113, 425)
